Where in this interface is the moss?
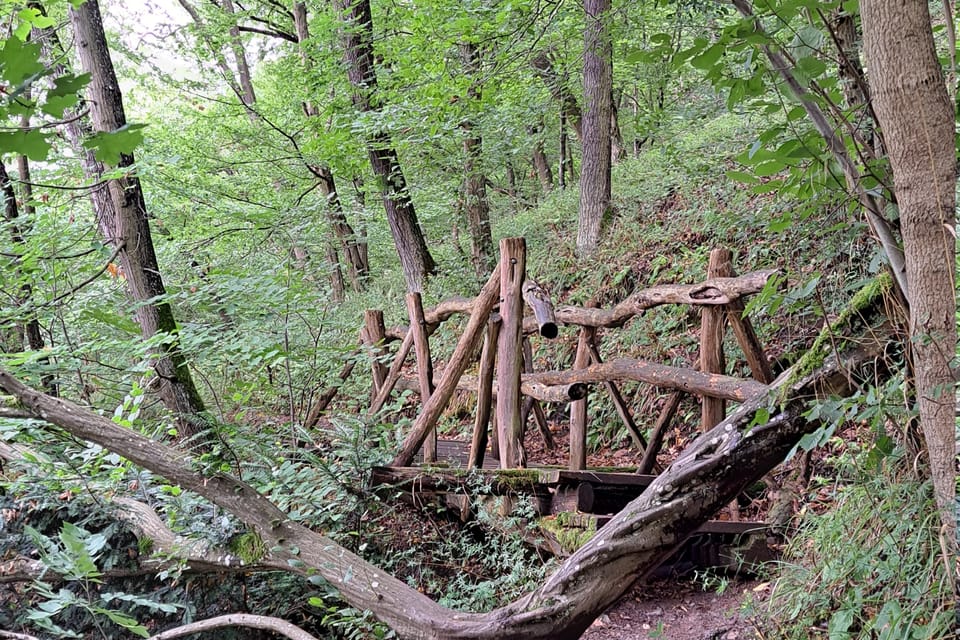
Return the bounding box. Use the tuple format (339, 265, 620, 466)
(778, 273, 892, 402)
(228, 531, 266, 564)
(539, 512, 598, 554)
(493, 468, 544, 489)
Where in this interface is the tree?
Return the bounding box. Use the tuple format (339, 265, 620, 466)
(861, 0, 957, 540)
(69, 0, 207, 438)
(459, 41, 495, 278)
(333, 0, 436, 292)
(577, 0, 613, 257)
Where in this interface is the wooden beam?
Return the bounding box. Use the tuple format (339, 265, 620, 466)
(367, 330, 415, 416)
(522, 278, 558, 339)
(526, 359, 766, 402)
(523, 269, 777, 331)
(569, 324, 594, 470)
(362, 310, 388, 399)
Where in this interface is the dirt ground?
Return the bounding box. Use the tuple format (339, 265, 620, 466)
(580, 575, 769, 640)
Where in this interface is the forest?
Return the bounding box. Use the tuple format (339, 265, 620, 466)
(0, 0, 956, 638)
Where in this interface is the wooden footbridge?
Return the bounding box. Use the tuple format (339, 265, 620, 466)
(310, 238, 780, 570)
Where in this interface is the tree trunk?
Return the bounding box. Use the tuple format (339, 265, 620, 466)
(316, 166, 369, 290)
(531, 51, 583, 142)
(577, 0, 612, 257)
(861, 0, 958, 539)
(220, 0, 256, 114)
(69, 0, 207, 438)
(459, 42, 494, 278)
(334, 0, 436, 292)
(529, 123, 554, 193)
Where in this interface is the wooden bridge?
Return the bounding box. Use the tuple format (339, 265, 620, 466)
(310, 238, 780, 570)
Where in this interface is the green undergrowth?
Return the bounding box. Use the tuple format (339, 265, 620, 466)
(760, 457, 955, 639)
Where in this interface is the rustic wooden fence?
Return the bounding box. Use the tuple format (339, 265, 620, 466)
(307, 236, 777, 473)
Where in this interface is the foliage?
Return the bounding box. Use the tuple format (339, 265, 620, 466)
(764, 457, 955, 639)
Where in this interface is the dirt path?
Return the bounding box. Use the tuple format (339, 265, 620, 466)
(581, 575, 767, 640)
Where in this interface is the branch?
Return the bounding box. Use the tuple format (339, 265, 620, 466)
(148, 613, 319, 640)
(237, 25, 297, 42)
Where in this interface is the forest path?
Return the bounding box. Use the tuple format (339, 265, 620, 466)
(581, 575, 767, 640)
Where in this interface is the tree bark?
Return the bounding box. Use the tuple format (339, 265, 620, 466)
(861, 0, 958, 538)
(334, 0, 436, 292)
(70, 0, 207, 438)
(577, 0, 613, 257)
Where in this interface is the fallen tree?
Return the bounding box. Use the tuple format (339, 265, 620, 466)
(0, 285, 895, 640)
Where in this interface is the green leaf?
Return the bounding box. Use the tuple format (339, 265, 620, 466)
(0, 36, 43, 85)
(83, 124, 147, 165)
(0, 129, 51, 161)
(97, 608, 149, 638)
(690, 43, 724, 71)
(726, 170, 758, 184)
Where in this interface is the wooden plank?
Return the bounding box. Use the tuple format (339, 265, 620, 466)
(496, 237, 526, 468)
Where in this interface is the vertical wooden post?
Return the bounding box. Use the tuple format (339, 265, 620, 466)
(363, 309, 387, 401)
(569, 323, 595, 470)
(496, 237, 526, 468)
(468, 317, 500, 469)
(700, 248, 731, 431)
(405, 292, 436, 462)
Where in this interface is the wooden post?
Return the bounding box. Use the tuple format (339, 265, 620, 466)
(700, 249, 730, 431)
(522, 279, 558, 338)
(392, 264, 501, 467)
(522, 337, 555, 449)
(363, 310, 387, 401)
(406, 292, 436, 462)
(496, 237, 526, 468)
(569, 324, 594, 470)
(468, 318, 500, 469)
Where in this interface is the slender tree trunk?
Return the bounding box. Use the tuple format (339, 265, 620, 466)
(459, 42, 494, 278)
(610, 92, 627, 163)
(334, 0, 436, 292)
(528, 123, 553, 193)
(70, 0, 206, 438)
(862, 0, 958, 539)
(220, 0, 256, 113)
(294, 2, 368, 290)
(531, 51, 583, 142)
(577, 0, 613, 257)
